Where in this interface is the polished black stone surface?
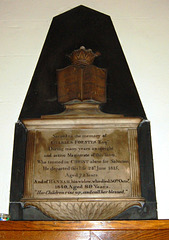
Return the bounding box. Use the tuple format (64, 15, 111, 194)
(19, 5, 146, 119)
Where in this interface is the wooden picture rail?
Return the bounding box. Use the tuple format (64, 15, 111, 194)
(0, 220, 169, 239)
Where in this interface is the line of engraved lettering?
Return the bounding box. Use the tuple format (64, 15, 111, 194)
(111, 160, 129, 163)
(91, 146, 113, 151)
(80, 189, 125, 194)
(90, 159, 101, 163)
(48, 146, 64, 150)
(67, 153, 89, 157)
(35, 189, 126, 195)
(70, 179, 92, 183)
(50, 140, 73, 144)
(53, 185, 83, 191)
(97, 140, 108, 145)
(34, 178, 130, 185)
(70, 160, 89, 164)
(73, 140, 109, 144)
(47, 160, 65, 164)
(93, 184, 108, 189)
(81, 134, 100, 138)
(66, 172, 98, 179)
(65, 147, 77, 151)
(42, 154, 66, 158)
(74, 140, 96, 144)
(66, 173, 98, 178)
(82, 190, 102, 194)
(35, 190, 65, 195)
(108, 166, 119, 170)
(34, 179, 62, 184)
(52, 134, 75, 138)
(68, 184, 83, 190)
(50, 166, 70, 171)
(49, 146, 65, 150)
(108, 190, 124, 194)
(88, 166, 106, 171)
(37, 160, 46, 164)
(91, 153, 103, 157)
(92, 178, 130, 183)
(78, 147, 90, 150)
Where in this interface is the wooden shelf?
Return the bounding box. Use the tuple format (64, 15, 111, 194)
(0, 220, 169, 239)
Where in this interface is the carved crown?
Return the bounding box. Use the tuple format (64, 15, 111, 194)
(68, 46, 100, 65)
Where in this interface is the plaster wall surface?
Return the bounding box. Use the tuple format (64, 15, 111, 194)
(0, 0, 168, 218)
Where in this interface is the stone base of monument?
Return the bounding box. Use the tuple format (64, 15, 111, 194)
(23, 199, 144, 220)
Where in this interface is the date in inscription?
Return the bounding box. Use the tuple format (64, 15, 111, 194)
(33, 129, 131, 198)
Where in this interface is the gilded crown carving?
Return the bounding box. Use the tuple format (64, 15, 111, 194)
(68, 46, 100, 65)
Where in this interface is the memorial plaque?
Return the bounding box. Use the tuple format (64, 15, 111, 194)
(21, 47, 145, 220)
(23, 121, 141, 200)
(29, 128, 132, 199)
(10, 6, 157, 220)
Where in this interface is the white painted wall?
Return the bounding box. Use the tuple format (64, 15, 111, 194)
(0, 0, 168, 219)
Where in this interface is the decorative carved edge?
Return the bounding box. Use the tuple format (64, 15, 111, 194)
(24, 200, 144, 220)
(128, 129, 142, 197)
